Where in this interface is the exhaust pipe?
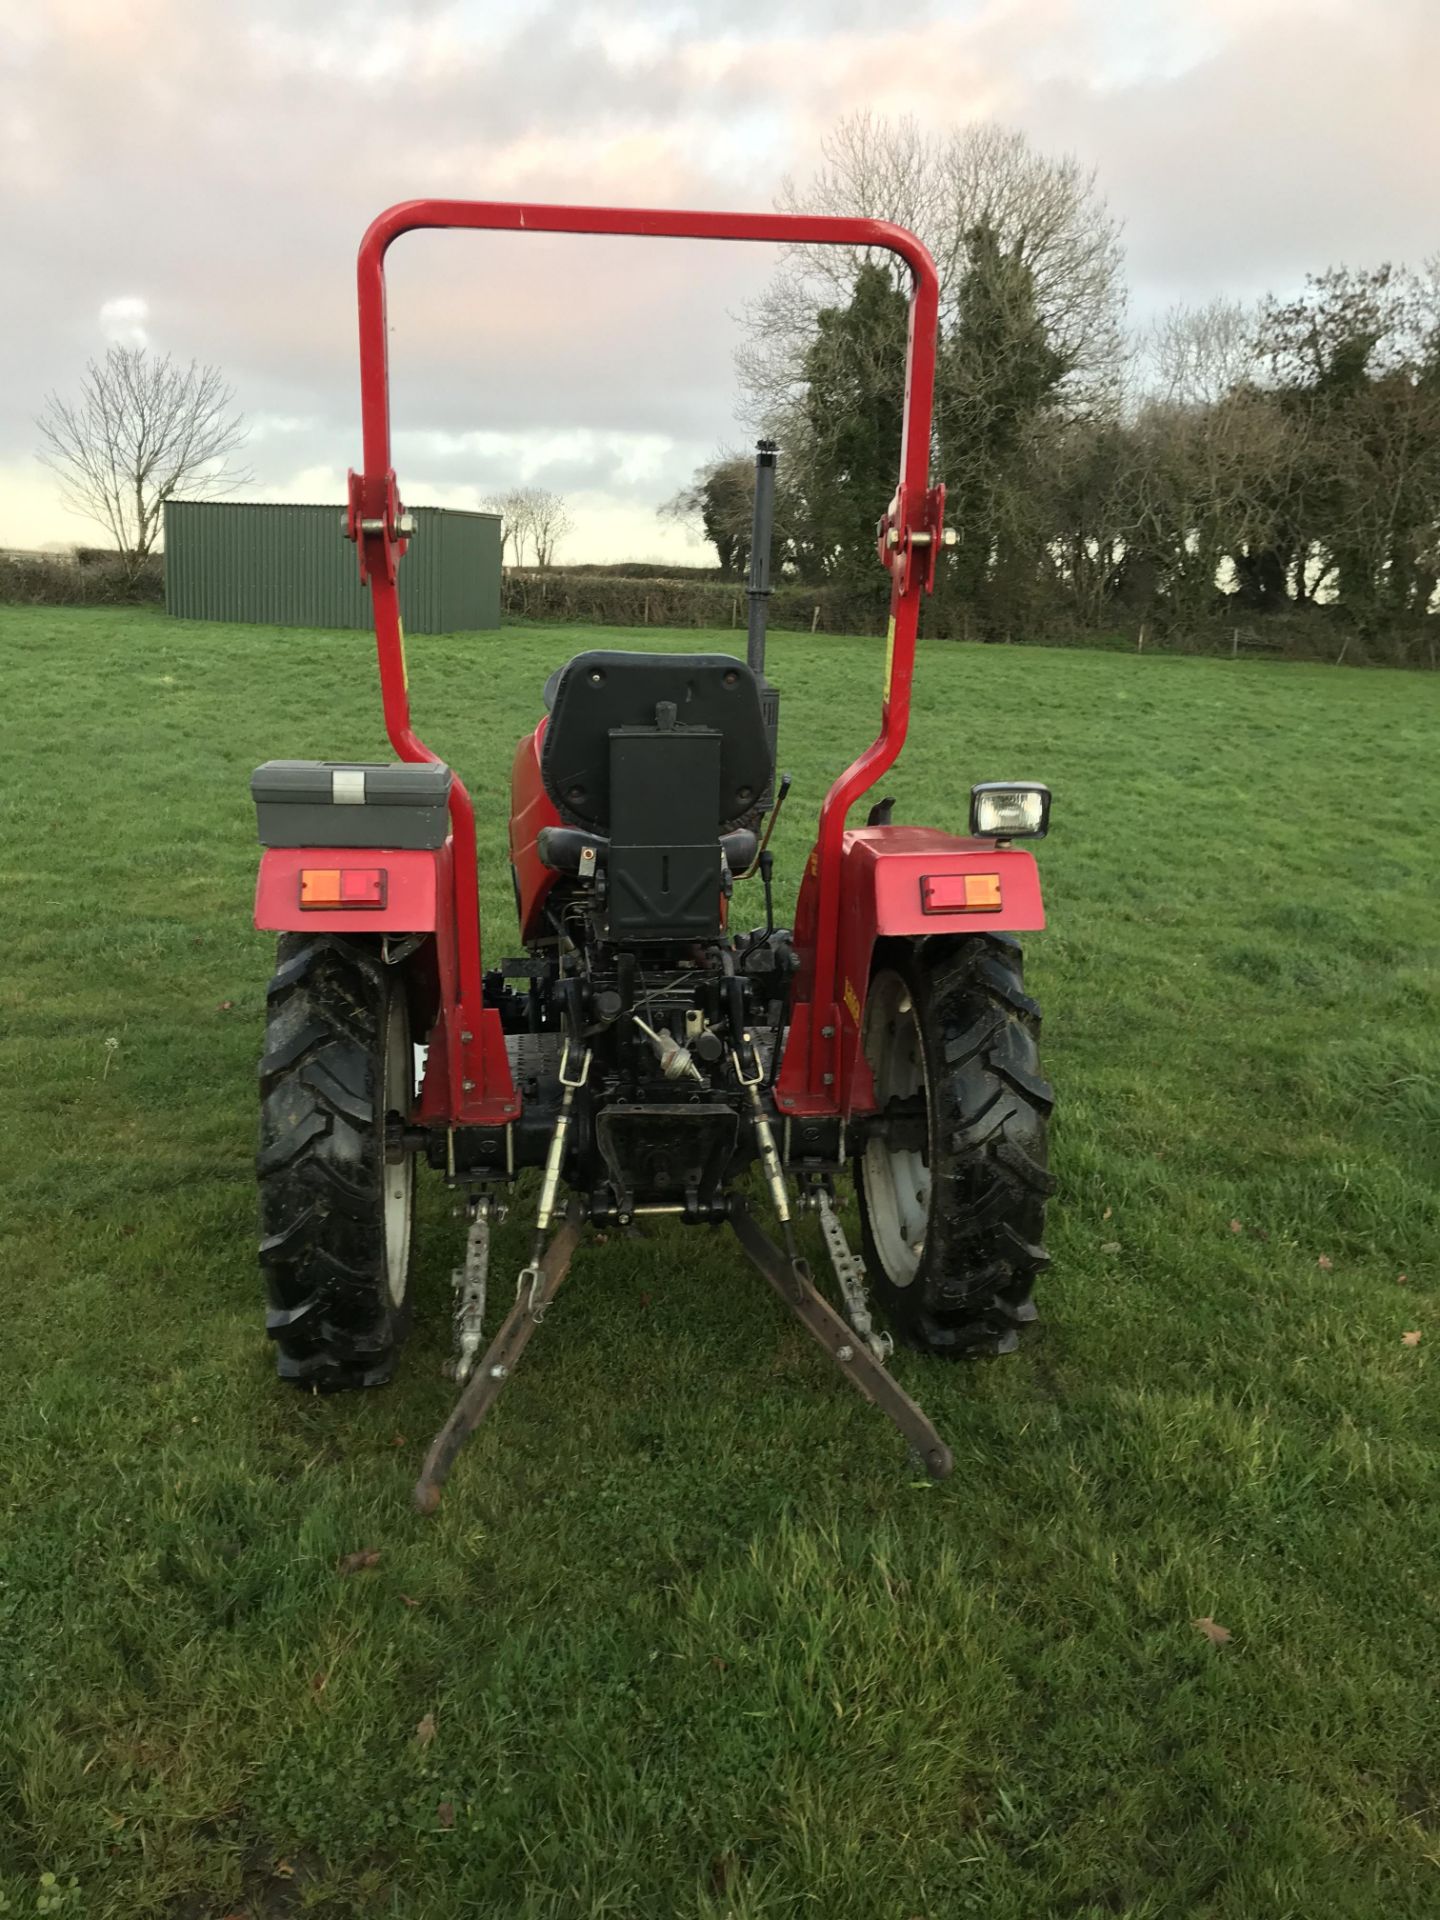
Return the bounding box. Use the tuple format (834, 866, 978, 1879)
(745, 440, 780, 805)
(746, 439, 778, 677)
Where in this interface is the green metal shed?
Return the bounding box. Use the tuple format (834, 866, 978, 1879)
(163, 501, 502, 633)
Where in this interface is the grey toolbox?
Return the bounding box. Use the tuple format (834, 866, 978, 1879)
(251, 760, 454, 849)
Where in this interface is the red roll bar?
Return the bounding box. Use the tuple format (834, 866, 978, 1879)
(350, 200, 942, 1120)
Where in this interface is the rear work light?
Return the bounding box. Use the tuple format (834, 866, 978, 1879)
(299, 867, 388, 909)
(970, 782, 1051, 840)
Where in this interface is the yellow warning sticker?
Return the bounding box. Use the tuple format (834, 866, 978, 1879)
(397, 616, 409, 692)
(883, 614, 897, 700)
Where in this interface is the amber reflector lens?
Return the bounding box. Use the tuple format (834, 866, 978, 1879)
(300, 867, 386, 908)
(921, 872, 1003, 913)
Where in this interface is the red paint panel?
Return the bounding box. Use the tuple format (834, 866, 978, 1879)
(509, 717, 562, 943)
(847, 829, 1044, 938)
(255, 846, 437, 933)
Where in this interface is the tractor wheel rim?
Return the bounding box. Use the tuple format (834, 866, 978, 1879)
(383, 992, 414, 1306)
(860, 970, 930, 1287)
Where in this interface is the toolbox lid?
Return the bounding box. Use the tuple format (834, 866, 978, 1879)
(250, 760, 453, 806)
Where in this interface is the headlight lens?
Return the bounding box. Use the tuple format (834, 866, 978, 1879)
(970, 782, 1051, 839)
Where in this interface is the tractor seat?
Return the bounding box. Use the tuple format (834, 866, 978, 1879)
(540, 650, 770, 836)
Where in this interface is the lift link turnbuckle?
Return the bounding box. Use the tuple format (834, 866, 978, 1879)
(536, 1043, 591, 1235)
(734, 1030, 790, 1225)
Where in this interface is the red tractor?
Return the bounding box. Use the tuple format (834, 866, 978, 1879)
(250, 200, 1053, 1508)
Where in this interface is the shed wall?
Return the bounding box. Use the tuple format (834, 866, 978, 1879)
(164, 502, 501, 632)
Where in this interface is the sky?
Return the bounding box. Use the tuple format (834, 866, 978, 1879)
(2, 0, 1435, 563)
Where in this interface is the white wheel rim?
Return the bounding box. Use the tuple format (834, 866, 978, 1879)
(383, 992, 415, 1306)
(860, 970, 931, 1288)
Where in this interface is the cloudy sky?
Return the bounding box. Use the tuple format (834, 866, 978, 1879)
(3, 0, 1434, 561)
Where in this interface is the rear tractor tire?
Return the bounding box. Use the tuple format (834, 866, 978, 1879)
(257, 934, 417, 1390)
(856, 935, 1054, 1357)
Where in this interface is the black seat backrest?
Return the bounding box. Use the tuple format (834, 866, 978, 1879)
(540, 651, 770, 834)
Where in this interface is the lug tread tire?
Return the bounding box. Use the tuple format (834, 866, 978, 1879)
(256, 934, 413, 1391)
(858, 935, 1053, 1358)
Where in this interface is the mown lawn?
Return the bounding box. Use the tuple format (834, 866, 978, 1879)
(1, 606, 1438, 1920)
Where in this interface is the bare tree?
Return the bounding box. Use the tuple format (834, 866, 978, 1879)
(36, 346, 249, 566)
(484, 486, 571, 567)
(527, 489, 573, 570)
(737, 114, 1126, 421)
(485, 488, 532, 566)
(1148, 298, 1257, 409)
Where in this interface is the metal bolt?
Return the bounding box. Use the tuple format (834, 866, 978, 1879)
(490, 1364, 508, 1380)
(822, 1072, 835, 1086)
(462, 1078, 476, 1091)
(821, 1025, 835, 1039)
(837, 1344, 854, 1362)
(460, 1030, 473, 1043)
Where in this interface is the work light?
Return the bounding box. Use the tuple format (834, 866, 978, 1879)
(970, 782, 1051, 840)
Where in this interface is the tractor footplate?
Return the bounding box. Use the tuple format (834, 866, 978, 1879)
(729, 1200, 954, 1481)
(413, 1203, 584, 1513)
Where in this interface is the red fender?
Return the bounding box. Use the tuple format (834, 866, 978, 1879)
(776, 826, 1045, 1118)
(253, 839, 518, 1125)
(254, 845, 442, 934)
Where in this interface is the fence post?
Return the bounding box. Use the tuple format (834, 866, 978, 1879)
(811, 605, 820, 633)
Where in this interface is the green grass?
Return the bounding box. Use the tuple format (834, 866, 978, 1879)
(2, 607, 1438, 1920)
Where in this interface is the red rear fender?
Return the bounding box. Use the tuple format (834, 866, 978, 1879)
(778, 825, 1045, 1117)
(254, 844, 444, 933)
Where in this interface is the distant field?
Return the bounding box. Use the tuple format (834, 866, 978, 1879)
(2, 606, 1438, 1919)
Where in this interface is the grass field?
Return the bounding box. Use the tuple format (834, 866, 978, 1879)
(2, 606, 1438, 1919)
